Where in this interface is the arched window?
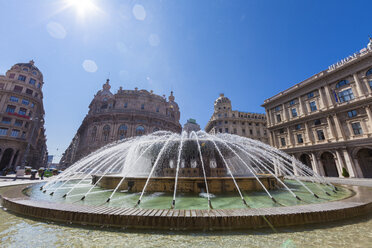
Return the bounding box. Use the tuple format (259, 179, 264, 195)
(365, 68, 372, 77)
(336, 80, 349, 89)
(118, 124, 128, 140)
(103, 125, 110, 141)
(136, 126, 145, 136)
(91, 126, 97, 141)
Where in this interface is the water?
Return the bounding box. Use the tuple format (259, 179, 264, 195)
(0, 206, 371, 248)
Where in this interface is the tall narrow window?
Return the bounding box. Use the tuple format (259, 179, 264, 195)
(309, 101, 317, 112)
(136, 126, 145, 136)
(291, 108, 298, 117)
(103, 125, 110, 141)
(118, 124, 128, 140)
(124, 102, 128, 108)
(351, 122, 363, 135)
(317, 130, 325, 140)
(91, 126, 97, 141)
(141, 104, 144, 110)
(297, 134, 303, 144)
(276, 114, 281, 122)
(280, 137, 286, 146)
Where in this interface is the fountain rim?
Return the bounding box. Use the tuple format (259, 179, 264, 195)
(1, 183, 372, 230)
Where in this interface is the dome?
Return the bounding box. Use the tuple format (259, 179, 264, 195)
(214, 93, 232, 112)
(9, 60, 43, 80)
(214, 93, 231, 105)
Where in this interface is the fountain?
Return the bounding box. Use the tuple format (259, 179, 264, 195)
(1, 131, 371, 230)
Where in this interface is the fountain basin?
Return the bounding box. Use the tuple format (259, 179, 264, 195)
(1, 183, 372, 230)
(92, 175, 282, 193)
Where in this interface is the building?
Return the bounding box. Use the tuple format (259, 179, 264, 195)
(0, 60, 48, 171)
(60, 79, 181, 167)
(183, 118, 201, 133)
(262, 38, 372, 178)
(205, 94, 269, 143)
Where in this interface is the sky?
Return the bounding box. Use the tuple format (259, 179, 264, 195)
(0, 0, 371, 162)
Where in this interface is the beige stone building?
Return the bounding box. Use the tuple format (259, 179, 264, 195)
(60, 79, 181, 167)
(205, 94, 269, 143)
(263, 39, 372, 178)
(0, 60, 47, 171)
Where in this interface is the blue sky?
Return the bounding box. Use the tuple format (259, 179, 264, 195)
(0, 0, 371, 162)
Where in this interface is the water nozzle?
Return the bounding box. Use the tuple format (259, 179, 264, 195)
(81, 196, 86, 201)
(106, 198, 111, 203)
(49, 192, 54, 196)
(271, 197, 277, 204)
(40, 187, 43, 190)
(334, 186, 339, 191)
(62, 194, 67, 198)
(325, 192, 331, 196)
(333, 190, 337, 194)
(242, 198, 248, 206)
(208, 200, 213, 209)
(313, 194, 319, 199)
(42, 190, 46, 193)
(295, 196, 301, 201)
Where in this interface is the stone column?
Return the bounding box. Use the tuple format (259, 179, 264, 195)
(342, 149, 357, 178)
(282, 104, 288, 121)
(362, 78, 372, 95)
(311, 153, 321, 175)
(335, 150, 345, 177)
(292, 155, 299, 176)
(353, 74, 364, 98)
(269, 131, 274, 146)
(267, 109, 272, 126)
(353, 158, 364, 178)
(287, 127, 292, 147)
(317, 159, 326, 176)
(299, 97, 306, 116)
(364, 105, 372, 132)
(324, 85, 333, 107)
(326, 116, 335, 140)
(305, 122, 313, 144)
(332, 114, 345, 141)
(319, 88, 327, 109)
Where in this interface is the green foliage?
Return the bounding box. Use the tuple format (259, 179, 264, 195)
(342, 167, 350, 178)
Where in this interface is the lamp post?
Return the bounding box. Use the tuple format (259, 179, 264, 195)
(20, 117, 40, 169)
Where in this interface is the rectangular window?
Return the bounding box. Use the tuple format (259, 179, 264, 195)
(37, 83, 41, 89)
(31, 102, 35, 108)
(10, 129, 19, 137)
(225, 121, 228, 124)
(351, 122, 363, 135)
(29, 78, 36, 85)
(14, 120, 23, 127)
(156, 107, 159, 112)
(18, 75, 26, 81)
(291, 108, 298, 117)
(0, 83, 4, 89)
(225, 128, 229, 133)
(1, 117, 11, 124)
(18, 108, 27, 115)
(21, 131, 26, 139)
(9, 73, 15, 79)
(317, 130, 325, 140)
(307, 92, 314, 99)
(257, 130, 260, 135)
(280, 137, 286, 146)
(26, 89, 33, 95)
(297, 134, 303, 144)
(289, 99, 296, 105)
(141, 104, 144, 109)
(314, 119, 321, 125)
(274, 106, 280, 111)
(295, 124, 302, 130)
(279, 128, 284, 134)
(309, 101, 317, 112)
(338, 88, 355, 103)
(0, 128, 8, 136)
(124, 102, 128, 108)
(219, 128, 222, 133)
(233, 128, 237, 134)
(369, 81, 372, 89)
(9, 96, 19, 102)
(22, 99, 29, 105)
(6, 105, 16, 113)
(347, 110, 357, 118)
(249, 129, 253, 135)
(13, 85, 23, 93)
(276, 114, 281, 122)
(34, 92, 38, 97)
(242, 129, 246, 134)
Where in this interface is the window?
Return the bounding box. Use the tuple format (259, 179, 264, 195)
(141, 104, 144, 109)
(9, 96, 19, 102)
(248, 123, 252, 126)
(369, 81, 372, 89)
(276, 114, 281, 122)
(291, 108, 298, 117)
(317, 130, 325, 140)
(280, 137, 286, 146)
(103, 125, 110, 141)
(18, 75, 26, 81)
(297, 134, 303, 144)
(233, 128, 237, 134)
(14, 120, 23, 127)
(289, 99, 296, 105)
(224, 113, 227, 117)
(351, 122, 363, 135)
(224, 121, 228, 124)
(21, 131, 26, 139)
(6, 105, 16, 113)
(225, 128, 229, 133)
(22, 99, 30, 105)
(309, 101, 317, 112)
(257, 130, 260, 135)
(37, 83, 41, 89)
(336, 80, 349, 88)
(34, 92, 38, 97)
(32, 71, 37, 75)
(31, 102, 35, 108)
(0, 83, 4, 89)
(13, 85, 23, 93)
(91, 126, 97, 141)
(9, 73, 15, 79)
(249, 129, 253, 135)
(136, 125, 145, 136)
(314, 119, 321, 125)
(347, 110, 357, 118)
(22, 68, 28, 72)
(241, 122, 245, 125)
(218, 121, 222, 125)
(307, 92, 314, 99)
(279, 129, 284, 134)
(233, 121, 236, 124)
(26, 89, 33, 95)
(0, 128, 8, 136)
(295, 124, 302, 130)
(118, 124, 128, 139)
(274, 106, 280, 111)
(18, 108, 27, 115)
(256, 123, 259, 126)
(29, 78, 36, 85)
(1, 117, 11, 124)
(366, 68, 372, 76)
(10, 129, 19, 137)
(28, 111, 32, 117)
(242, 129, 246, 134)
(25, 122, 29, 128)
(219, 128, 222, 133)
(156, 107, 159, 112)
(338, 88, 354, 103)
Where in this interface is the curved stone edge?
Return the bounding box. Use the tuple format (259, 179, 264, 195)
(1, 184, 372, 230)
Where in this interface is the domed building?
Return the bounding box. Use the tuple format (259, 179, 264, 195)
(0, 60, 48, 171)
(60, 79, 181, 168)
(205, 94, 269, 143)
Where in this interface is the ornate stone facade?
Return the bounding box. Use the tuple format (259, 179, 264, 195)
(263, 39, 372, 178)
(205, 94, 269, 143)
(0, 61, 47, 171)
(60, 80, 181, 167)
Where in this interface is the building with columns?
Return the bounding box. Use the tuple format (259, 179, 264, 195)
(183, 118, 201, 133)
(60, 79, 181, 168)
(205, 94, 269, 143)
(0, 61, 48, 171)
(263, 39, 372, 178)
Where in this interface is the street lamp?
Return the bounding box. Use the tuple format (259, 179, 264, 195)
(20, 117, 41, 169)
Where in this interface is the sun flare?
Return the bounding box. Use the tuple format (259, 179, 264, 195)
(66, 0, 98, 18)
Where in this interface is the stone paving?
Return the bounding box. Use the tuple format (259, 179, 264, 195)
(295, 176, 372, 187)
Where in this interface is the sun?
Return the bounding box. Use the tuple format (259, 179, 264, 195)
(66, 0, 98, 18)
